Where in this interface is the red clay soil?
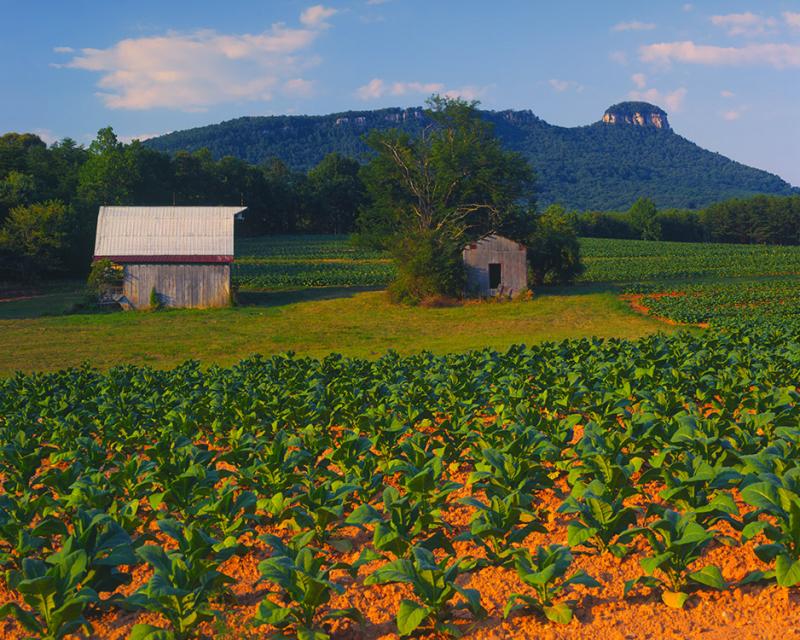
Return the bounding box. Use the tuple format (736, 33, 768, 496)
(621, 292, 711, 329)
(2, 471, 798, 640)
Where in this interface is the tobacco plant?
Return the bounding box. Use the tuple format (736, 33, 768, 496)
(558, 480, 639, 557)
(253, 533, 362, 639)
(365, 546, 485, 637)
(0, 550, 98, 640)
(741, 469, 800, 587)
(504, 545, 600, 624)
(126, 520, 237, 639)
(622, 509, 727, 608)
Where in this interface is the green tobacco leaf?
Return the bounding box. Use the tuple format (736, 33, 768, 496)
(128, 623, 176, 640)
(297, 627, 330, 640)
(397, 599, 431, 636)
(0, 602, 42, 635)
(543, 602, 573, 624)
(775, 554, 800, 587)
(689, 565, 726, 590)
(661, 590, 690, 609)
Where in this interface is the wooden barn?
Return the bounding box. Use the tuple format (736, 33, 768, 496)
(93, 206, 246, 309)
(463, 234, 528, 297)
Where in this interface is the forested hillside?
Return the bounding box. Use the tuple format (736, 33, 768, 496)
(145, 102, 797, 210)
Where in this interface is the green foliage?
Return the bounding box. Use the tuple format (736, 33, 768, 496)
(387, 229, 465, 304)
(622, 510, 727, 607)
(504, 545, 600, 624)
(149, 286, 161, 310)
(360, 95, 534, 303)
(558, 480, 639, 557)
(527, 204, 584, 285)
(142, 106, 797, 211)
(87, 258, 123, 297)
(365, 546, 485, 637)
(628, 197, 662, 240)
(741, 469, 800, 587)
(0, 200, 70, 279)
(125, 520, 237, 639)
(1, 551, 98, 640)
(254, 533, 361, 639)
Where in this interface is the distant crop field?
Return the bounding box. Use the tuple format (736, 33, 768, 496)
(233, 235, 800, 290)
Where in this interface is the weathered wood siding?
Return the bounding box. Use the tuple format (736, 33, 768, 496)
(122, 264, 230, 309)
(463, 235, 528, 296)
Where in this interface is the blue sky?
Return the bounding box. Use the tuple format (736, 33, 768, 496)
(2, 0, 799, 185)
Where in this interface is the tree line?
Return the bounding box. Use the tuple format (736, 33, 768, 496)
(577, 195, 800, 244)
(0, 128, 365, 279)
(2, 118, 799, 286)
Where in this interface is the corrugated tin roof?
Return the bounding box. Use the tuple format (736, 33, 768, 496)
(94, 206, 246, 260)
(464, 233, 526, 251)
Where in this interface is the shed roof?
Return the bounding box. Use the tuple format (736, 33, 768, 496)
(93, 206, 246, 263)
(464, 233, 526, 252)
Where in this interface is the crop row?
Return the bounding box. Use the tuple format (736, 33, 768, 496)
(233, 235, 800, 290)
(637, 278, 800, 326)
(2, 326, 800, 637)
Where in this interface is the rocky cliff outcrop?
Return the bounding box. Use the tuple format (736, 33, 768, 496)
(602, 102, 670, 130)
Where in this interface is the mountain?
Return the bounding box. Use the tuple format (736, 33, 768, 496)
(145, 102, 797, 211)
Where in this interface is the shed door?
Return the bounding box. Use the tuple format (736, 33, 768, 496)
(488, 263, 502, 289)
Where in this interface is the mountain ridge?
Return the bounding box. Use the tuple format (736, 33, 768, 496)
(145, 102, 797, 211)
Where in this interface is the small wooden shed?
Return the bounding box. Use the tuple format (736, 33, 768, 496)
(463, 234, 528, 297)
(93, 206, 246, 309)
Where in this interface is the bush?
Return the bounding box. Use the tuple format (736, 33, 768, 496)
(527, 205, 584, 285)
(388, 230, 465, 305)
(86, 259, 123, 298)
(149, 287, 161, 310)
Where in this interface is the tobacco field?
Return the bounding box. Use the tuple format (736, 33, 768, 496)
(2, 323, 800, 638)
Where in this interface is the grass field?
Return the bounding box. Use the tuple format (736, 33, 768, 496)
(5, 235, 800, 374)
(0, 287, 670, 375)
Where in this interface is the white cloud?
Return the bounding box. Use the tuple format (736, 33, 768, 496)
(640, 41, 800, 69)
(710, 12, 777, 37)
(53, 46, 74, 54)
(720, 89, 735, 98)
(631, 72, 647, 89)
(442, 85, 488, 101)
(284, 78, 314, 97)
(118, 132, 163, 143)
(366, 0, 389, 4)
(548, 79, 583, 93)
(390, 81, 444, 96)
(628, 86, 687, 112)
(300, 5, 338, 29)
(609, 50, 628, 65)
(613, 21, 656, 32)
(356, 78, 485, 101)
(721, 109, 742, 121)
(356, 78, 386, 99)
(683, 4, 694, 12)
(785, 12, 800, 30)
(59, 13, 326, 111)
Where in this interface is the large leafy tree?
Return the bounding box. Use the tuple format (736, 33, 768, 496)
(359, 95, 535, 302)
(0, 200, 70, 279)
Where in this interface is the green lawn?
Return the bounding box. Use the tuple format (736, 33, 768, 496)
(0, 286, 674, 375)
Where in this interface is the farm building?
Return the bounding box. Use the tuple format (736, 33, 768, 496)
(463, 233, 528, 297)
(93, 206, 246, 309)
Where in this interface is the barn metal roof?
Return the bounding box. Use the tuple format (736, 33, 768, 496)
(93, 206, 246, 263)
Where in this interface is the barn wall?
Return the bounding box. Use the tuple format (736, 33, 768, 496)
(463, 237, 527, 296)
(123, 264, 231, 309)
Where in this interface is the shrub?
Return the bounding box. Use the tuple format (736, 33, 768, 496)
(387, 230, 464, 305)
(149, 287, 161, 310)
(527, 205, 584, 285)
(86, 259, 123, 298)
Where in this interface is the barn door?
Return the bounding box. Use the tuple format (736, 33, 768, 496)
(489, 263, 502, 289)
